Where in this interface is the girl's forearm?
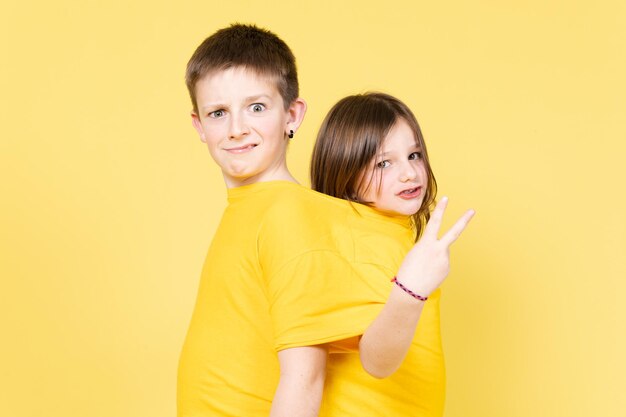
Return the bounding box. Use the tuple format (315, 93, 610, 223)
(359, 285, 425, 378)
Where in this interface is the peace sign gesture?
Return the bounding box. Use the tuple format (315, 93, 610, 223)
(395, 197, 475, 299)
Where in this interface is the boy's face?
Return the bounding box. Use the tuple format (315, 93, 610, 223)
(191, 67, 304, 188)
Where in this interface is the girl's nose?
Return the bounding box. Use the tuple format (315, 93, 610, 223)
(400, 162, 418, 182)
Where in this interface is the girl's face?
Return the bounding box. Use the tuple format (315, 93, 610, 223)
(358, 118, 427, 216)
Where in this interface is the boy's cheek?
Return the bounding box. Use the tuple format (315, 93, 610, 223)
(206, 146, 221, 161)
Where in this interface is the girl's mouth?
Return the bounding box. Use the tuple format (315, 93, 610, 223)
(397, 187, 422, 199)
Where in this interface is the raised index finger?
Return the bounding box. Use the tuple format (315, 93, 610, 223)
(423, 196, 449, 240)
(440, 209, 475, 246)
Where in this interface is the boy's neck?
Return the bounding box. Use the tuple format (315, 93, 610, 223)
(223, 168, 299, 189)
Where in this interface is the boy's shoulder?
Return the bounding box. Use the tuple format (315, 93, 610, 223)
(257, 182, 354, 255)
(257, 183, 351, 276)
(264, 182, 352, 221)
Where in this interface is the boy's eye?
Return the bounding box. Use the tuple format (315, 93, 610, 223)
(409, 152, 423, 160)
(376, 160, 391, 169)
(250, 103, 266, 112)
(208, 110, 225, 118)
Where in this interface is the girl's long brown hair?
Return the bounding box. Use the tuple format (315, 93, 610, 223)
(310, 92, 437, 240)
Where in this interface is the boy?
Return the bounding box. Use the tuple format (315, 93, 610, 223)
(177, 24, 366, 417)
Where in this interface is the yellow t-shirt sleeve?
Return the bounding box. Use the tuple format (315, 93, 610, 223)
(267, 250, 384, 352)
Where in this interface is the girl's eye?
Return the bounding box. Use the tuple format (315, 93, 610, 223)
(208, 110, 225, 118)
(409, 151, 423, 160)
(251, 103, 266, 112)
(376, 160, 391, 168)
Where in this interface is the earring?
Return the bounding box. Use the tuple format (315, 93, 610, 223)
(288, 129, 294, 139)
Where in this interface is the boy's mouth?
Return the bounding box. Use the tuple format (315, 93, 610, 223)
(397, 187, 422, 199)
(224, 144, 258, 154)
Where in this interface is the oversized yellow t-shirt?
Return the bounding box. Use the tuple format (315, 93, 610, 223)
(319, 203, 446, 417)
(177, 181, 388, 417)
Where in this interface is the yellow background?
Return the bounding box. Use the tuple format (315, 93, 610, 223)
(1, 1, 624, 416)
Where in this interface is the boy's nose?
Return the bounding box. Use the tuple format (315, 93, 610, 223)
(228, 114, 250, 140)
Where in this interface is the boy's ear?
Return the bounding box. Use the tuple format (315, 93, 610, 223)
(285, 98, 307, 137)
(190, 112, 207, 143)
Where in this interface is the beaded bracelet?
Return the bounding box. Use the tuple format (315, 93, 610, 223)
(391, 276, 428, 301)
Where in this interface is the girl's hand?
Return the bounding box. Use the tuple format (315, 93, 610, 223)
(395, 197, 475, 298)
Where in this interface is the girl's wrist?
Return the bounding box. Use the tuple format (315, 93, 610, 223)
(394, 272, 432, 297)
(387, 285, 426, 318)
(391, 276, 429, 303)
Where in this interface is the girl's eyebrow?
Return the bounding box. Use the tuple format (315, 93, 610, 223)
(378, 145, 422, 156)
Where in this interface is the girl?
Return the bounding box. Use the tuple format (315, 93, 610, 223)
(311, 92, 474, 416)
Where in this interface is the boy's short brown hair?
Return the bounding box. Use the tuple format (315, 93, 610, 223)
(186, 23, 299, 114)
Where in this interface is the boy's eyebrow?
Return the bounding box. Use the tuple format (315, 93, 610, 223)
(200, 102, 225, 112)
(245, 94, 273, 102)
(200, 94, 274, 112)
